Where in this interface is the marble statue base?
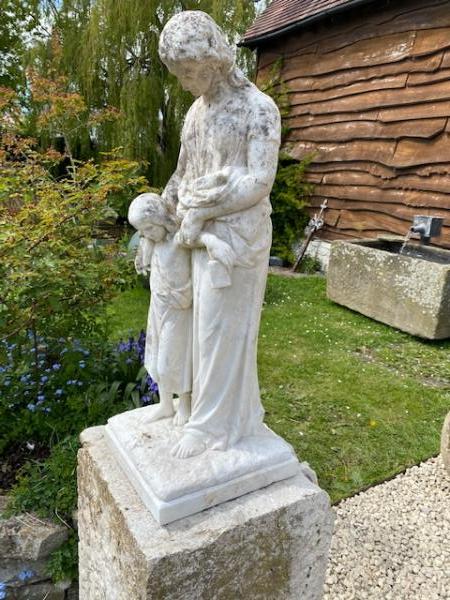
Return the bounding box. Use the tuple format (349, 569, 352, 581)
(78, 425, 334, 600)
(103, 405, 302, 524)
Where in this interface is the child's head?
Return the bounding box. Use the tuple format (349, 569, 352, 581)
(128, 193, 177, 242)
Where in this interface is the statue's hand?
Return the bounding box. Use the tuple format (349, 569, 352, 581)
(176, 212, 204, 247)
(207, 237, 235, 271)
(134, 237, 152, 275)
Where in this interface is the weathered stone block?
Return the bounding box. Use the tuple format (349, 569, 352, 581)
(0, 507, 69, 561)
(441, 412, 450, 475)
(78, 426, 333, 600)
(327, 239, 450, 339)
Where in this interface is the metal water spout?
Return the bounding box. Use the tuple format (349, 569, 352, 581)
(410, 216, 443, 245)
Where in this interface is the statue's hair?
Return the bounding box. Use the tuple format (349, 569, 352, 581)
(128, 193, 177, 233)
(158, 11, 249, 88)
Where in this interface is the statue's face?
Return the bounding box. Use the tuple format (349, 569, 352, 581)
(167, 59, 219, 97)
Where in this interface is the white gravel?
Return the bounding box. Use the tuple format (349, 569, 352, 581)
(323, 456, 450, 600)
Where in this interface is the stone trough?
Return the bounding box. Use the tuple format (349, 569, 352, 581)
(327, 238, 450, 340)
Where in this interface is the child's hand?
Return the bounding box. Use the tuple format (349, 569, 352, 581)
(134, 237, 152, 275)
(176, 211, 204, 246)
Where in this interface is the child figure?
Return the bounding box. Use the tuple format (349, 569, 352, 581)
(129, 193, 192, 426)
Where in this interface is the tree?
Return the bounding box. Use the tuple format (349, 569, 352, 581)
(26, 0, 259, 186)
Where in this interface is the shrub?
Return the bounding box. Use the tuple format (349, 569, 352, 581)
(270, 153, 314, 265)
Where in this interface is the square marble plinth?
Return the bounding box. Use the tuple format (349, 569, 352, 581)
(102, 405, 301, 524)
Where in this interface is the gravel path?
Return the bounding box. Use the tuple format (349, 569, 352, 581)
(323, 456, 450, 600)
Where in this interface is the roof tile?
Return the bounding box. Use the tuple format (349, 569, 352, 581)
(243, 0, 365, 45)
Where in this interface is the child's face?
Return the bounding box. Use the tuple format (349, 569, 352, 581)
(142, 223, 166, 243)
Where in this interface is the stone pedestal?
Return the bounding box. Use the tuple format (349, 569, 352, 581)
(78, 426, 334, 600)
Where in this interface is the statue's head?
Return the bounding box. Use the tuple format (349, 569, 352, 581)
(129, 193, 177, 242)
(158, 11, 238, 97)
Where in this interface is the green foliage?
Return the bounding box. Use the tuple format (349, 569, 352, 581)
(297, 256, 322, 274)
(0, 87, 149, 344)
(24, 0, 259, 186)
(259, 57, 291, 139)
(270, 154, 314, 264)
(0, 0, 40, 89)
(47, 532, 79, 583)
(7, 435, 79, 518)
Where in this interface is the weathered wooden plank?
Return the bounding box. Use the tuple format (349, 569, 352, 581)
(286, 74, 408, 106)
(286, 118, 446, 143)
(315, 169, 450, 195)
(289, 140, 396, 167)
(290, 133, 450, 169)
(378, 100, 450, 122)
(278, 53, 442, 94)
(408, 67, 450, 86)
(412, 27, 450, 57)
(308, 198, 450, 223)
(306, 160, 397, 179)
(394, 133, 450, 168)
(312, 183, 450, 210)
(334, 209, 450, 236)
(288, 99, 450, 126)
(290, 80, 450, 116)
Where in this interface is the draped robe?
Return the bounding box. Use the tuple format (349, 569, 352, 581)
(163, 80, 281, 450)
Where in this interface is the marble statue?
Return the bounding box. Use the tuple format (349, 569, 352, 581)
(148, 10, 281, 459)
(104, 10, 304, 523)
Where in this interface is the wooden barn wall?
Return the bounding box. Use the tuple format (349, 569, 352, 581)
(256, 0, 450, 248)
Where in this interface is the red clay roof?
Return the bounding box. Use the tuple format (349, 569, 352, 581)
(242, 0, 372, 46)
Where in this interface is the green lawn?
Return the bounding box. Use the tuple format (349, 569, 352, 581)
(107, 275, 450, 503)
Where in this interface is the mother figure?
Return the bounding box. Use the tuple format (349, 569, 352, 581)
(155, 11, 281, 459)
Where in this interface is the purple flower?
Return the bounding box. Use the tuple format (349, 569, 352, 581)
(18, 569, 35, 582)
(40, 375, 49, 383)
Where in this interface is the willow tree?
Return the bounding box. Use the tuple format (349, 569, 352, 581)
(68, 0, 259, 186)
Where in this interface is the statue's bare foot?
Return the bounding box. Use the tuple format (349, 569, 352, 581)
(144, 403, 174, 423)
(171, 433, 205, 459)
(173, 407, 190, 427)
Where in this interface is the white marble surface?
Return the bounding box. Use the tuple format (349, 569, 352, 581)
(126, 10, 282, 461)
(104, 405, 301, 524)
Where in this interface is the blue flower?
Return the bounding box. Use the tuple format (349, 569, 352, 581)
(126, 358, 133, 365)
(79, 361, 86, 368)
(52, 363, 61, 371)
(55, 389, 64, 396)
(18, 569, 35, 582)
(0, 580, 6, 599)
(43, 407, 51, 414)
(77, 381, 83, 387)
(40, 375, 49, 383)
(27, 403, 36, 412)
(4, 380, 10, 387)
(37, 394, 45, 402)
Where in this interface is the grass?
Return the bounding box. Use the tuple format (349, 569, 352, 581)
(107, 275, 450, 503)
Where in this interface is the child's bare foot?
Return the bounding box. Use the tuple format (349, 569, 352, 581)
(173, 408, 190, 426)
(144, 403, 174, 423)
(171, 433, 205, 458)
(173, 394, 191, 427)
